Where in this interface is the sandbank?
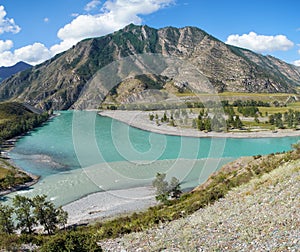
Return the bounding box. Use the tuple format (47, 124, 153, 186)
(99, 110, 300, 138)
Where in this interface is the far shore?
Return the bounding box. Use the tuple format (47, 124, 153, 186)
(99, 110, 300, 139)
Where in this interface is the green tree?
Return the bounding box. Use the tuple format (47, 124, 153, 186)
(149, 114, 154, 121)
(204, 117, 212, 132)
(13, 195, 36, 234)
(152, 173, 182, 203)
(168, 177, 182, 199)
(0, 203, 14, 234)
(152, 173, 169, 203)
(234, 115, 243, 129)
(57, 206, 68, 230)
(32, 195, 60, 235)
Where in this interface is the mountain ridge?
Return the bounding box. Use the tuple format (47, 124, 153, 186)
(0, 24, 299, 110)
(0, 61, 32, 83)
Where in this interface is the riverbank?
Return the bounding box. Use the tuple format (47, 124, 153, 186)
(99, 110, 300, 138)
(0, 110, 54, 196)
(0, 139, 40, 196)
(63, 186, 157, 226)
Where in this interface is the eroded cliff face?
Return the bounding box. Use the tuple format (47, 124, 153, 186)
(0, 24, 299, 110)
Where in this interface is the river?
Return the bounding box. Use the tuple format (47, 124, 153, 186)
(4, 111, 300, 207)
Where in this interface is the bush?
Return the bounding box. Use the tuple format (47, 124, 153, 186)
(41, 232, 102, 252)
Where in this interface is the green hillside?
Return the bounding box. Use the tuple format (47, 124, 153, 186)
(0, 102, 49, 193)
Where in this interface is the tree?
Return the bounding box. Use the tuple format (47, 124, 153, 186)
(234, 115, 243, 129)
(32, 195, 62, 235)
(152, 173, 182, 203)
(152, 173, 169, 203)
(168, 177, 181, 199)
(149, 114, 154, 121)
(204, 117, 212, 132)
(57, 206, 68, 230)
(13, 195, 36, 234)
(0, 203, 14, 234)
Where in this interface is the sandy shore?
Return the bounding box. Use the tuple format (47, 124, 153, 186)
(99, 110, 300, 138)
(63, 186, 156, 226)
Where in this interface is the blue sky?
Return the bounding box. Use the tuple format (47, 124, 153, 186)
(0, 0, 299, 67)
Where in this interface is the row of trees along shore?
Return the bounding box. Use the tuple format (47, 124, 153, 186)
(148, 102, 300, 132)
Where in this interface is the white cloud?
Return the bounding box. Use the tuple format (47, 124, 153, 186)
(50, 39, 78, 56)
(14, 43, 52, 65)
(44, 17, 49, 23)
(0, 5, 21, 34)
(85, 0, 101, 11)
(294, 60, 300, 67)
(226, 32, 294, 53)
(55, 0, 174, 53)
(0, 0, 174, 66)
(0, 40, 13, 53)
(0, 42, 52, 66)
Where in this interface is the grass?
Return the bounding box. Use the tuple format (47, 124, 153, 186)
(0, 166, 9, 179)
(175, 92, 297, 101)
(259, 106, 300, 115)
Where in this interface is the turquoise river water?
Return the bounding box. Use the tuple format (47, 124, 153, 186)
(3, 111, 300, 206)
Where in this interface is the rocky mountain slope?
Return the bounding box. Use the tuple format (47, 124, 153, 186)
(0, 61, 31, 82)
(0, 24, 299, 110)
(100, 158, 300, 251)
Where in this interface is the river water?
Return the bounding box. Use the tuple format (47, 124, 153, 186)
(5, 111, 300, 206)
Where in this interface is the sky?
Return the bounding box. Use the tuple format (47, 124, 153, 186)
(0, 0, 299, 67)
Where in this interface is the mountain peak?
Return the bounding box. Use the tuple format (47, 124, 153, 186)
(0, 24, 299, 110)
(0, 61, 32, 82)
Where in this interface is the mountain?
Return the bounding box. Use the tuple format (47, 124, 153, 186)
(0, 61, 32, 83)
(0, 24, 299, 110)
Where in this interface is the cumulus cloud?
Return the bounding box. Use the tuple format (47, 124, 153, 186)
(0, 43, 52, 66)
(0, 0, 174, 66)
(293, 60, 300, 66)
(0, 5, 21, 34)
(0, 40, 13, 53)
(85, 0, 101, 11)
(55, 0, 174, 53)
(14, 43, 52, 65)
(226, 32, 294, 53)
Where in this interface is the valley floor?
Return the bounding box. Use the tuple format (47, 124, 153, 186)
(100, 158, 300, 251)
(99, 110, 300, 138)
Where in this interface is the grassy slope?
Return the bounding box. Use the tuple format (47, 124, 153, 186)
(0, 102, 48, 192)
